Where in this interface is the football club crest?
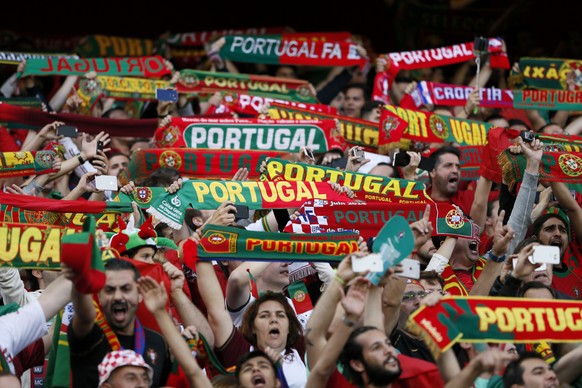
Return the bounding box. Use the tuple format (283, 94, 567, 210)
(134, 187, 153, 205)
(179, 71, 200, 88)
(158, 126, 180, 147)
(445, 208, 465, 229)
(382, 116, 399, 139)
(558, 153, 582, 177)
(429, 115, 450, 140)
(34, 150, 55, 169)
(159, 150, 182, 169)
(293, 289, 306, 302)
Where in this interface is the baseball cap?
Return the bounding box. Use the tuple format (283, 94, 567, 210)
(98, 350, 153, 387)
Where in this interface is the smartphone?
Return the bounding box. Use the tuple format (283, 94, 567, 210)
(520, 131, 535, 143)
(393, 151, 435, 171)
(156, 88, 179, 102)
(97, 140, 104, 154)
(513, 258, 547, 272)
(398, 258, 421, 279)
(230, 204, 250, 221)
(474, 36, 489, 53)
(56, 125, 78, 138)
(352, 253, 384, 273)
(531, 245, 560, 265)
(350, 148, 365, 162)
(302, 147, 315, 161)
(329, 157, 348, 169)
(95, 175, 118, 191)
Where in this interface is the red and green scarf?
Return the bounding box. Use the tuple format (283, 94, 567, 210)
(76, 35, 154, 57)
(214, 92, 335, 116)
(0, 150, 57, 178)
(268, 102, 379, 150)
(154, 117, 346, 152)
(382, 104, 493, 147)
(219, 33, 365, 67)
(0, 51, 78, 65)
(499, 149, 582, 191)
(21, 55, 171, 78)
(0, 102, 158, 137)
(407, 296, 582, 358)
(198, 224, 359, 263)
(510, 57, 582, 90)
(122, 148, 287, 183)
(285, 199, 479, 240)
(78, 75, 173, 102)
(379, 37, 509, 77)
(261, 158, 428, 203)
(0, 192, 133, 214)
(178, 69, 317, 103)
(513, 89, 582, 110)
(0, 97, 43, 109)
(136, 180, 353, 229)
(0, 222, 80, 269)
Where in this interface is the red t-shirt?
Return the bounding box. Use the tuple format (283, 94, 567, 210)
(326, 354, 444, 388)
(428, 188, 475, 216)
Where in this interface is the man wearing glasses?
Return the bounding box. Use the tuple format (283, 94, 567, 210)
(389, 279, 436, 364)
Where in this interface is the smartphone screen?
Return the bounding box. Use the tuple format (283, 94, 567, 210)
(56, 125, 78, 138)
(156, 88, 179, 102)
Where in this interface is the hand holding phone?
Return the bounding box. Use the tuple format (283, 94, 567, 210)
(520, 131, 535, 143)
(302, 147, 315, 161)
(156, 88, 179, 103)
(398, 258, 420, 279)
(350, 148, 365, 162)
(96, 140, 104, 154)
(531, 245, 560, 265)
(352, 253, 384, 273)
(94, 175, 118, 191)
(230, 204, 250, 221)
(56, 125, 78, 138)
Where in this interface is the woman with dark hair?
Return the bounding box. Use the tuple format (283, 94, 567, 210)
(197, 260, 306, 387)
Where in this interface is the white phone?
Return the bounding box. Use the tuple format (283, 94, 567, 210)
(95, 175, 118, 191)
(531, 245, 560, 265)
(513, 258, 547, 272)
(352, 253, 384, 273)
(398, 258, 421, 279)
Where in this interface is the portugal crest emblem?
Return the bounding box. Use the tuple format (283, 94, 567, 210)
(382, 116, 399, 139)
(429, 115, 449, 140)
(293, 290, 306, 303)
(159, 150, 182, 169)
(134, 187, 153, 205)
(159, 126, 180, 148)
(445, 208, 465, 229)
(558, 153, 582, 177)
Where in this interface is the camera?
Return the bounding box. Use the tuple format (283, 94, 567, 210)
(473, 37, 489, 53)
(520, 131, 535, 143)
(350, 148, 365, 162)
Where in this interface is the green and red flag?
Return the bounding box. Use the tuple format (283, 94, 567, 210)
(198, 224, 359, 263)
(511, 57, 582, 90)
(21, 55, 171, 78)
(407, 296, 582, 358)
(216, 92, 335, 116)
(177, 69, 317, 102)
(268, 102, 381, 150)
(219, 33, 366, 67)
(154, 117, 346, 152)
(76, 35, 154, 57)
(0, 150, 58, 178)
(121, 148, 287, 183)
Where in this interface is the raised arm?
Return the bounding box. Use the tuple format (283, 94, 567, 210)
(196, 257, 235, 347)
(139, 276, 213, 388)
(62, 264, 96, 338)
(162, 262, 214, 348)
(306, 277, 369, 388)
(226, 261, 270, 311)
(470, 176, 493, 230)
(305, 253, 359, 369)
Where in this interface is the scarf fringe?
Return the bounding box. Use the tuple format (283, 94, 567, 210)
(147, 207, 183, 230)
